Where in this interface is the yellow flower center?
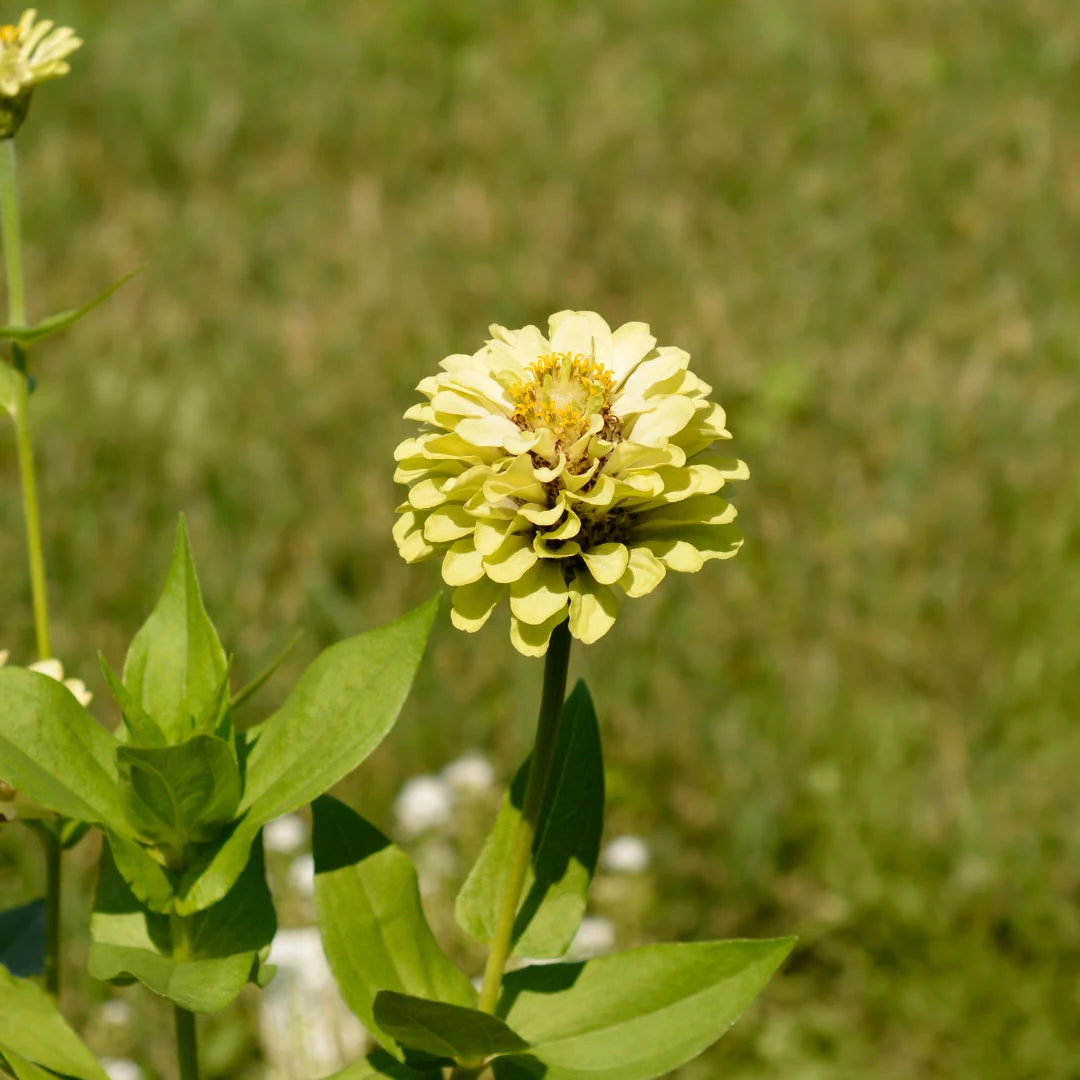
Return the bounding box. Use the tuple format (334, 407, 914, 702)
(510, 352, 617, 451)
(0, 26, 18, 46)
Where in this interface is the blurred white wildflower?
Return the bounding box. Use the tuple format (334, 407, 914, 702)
(287, 853, 316, 899)
(261, 927, 366, 1079)
(0, 650, 92, 706)
(394, 774, 453, 837)
(100, 1061, 143, 1080)
(442, 751, 495, 797)
(568, 916, 616, 959)
(96, 998, 134, 1028)
(264, 813, 307, 855)
(414, 839, 459, 897)
(600, 834, 651, 874)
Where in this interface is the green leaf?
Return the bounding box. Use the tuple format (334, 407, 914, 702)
(0, 966, 110, 1079)
(373, 991, 529, 1064)
(116, 735, 241, 853)
(89, 834, 275, 1013)
(318, 1050, 442, 1080)
(0, 361, 16, 417)
(491, 938, 796, 1080)
(0, 667, 125, 828)
(312, 795, 476, 1058)
(123, 517, 229, 744)
(0, 900, 44, 977)
(4, 1050, 59, 1080)
(457, 680, 604, 958)
(99, 652, 166, 746)
(162, 597, 439, 917)
(0, 266, 144, 346)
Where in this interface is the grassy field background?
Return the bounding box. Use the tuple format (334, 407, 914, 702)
(2, 0, 1079, 1076)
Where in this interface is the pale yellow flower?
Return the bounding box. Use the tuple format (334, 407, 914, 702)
(0, 649, 92, 706)
(393, 311, 748, 656)
(0, 9, 81, 98)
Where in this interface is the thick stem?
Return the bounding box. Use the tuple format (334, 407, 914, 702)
(476, 620, 572, 1016)
(43, 831, 61, 998)
(174, 1005, 199, 1080)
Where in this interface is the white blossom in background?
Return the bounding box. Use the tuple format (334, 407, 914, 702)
(264, 813, 307, 855)
(394, 774, 453, 837)
(442, 751, 495, 797)
(414, 839, 459, 897)
(600, 834, 651, 874)
(0, 651, 92, 706)
(287, 853, 316, 900)
(568, 916, 616, 959)
(261, 927, 366, 1079)
(95, 998, 134, 1029)
(100, 1061, 143, 1080)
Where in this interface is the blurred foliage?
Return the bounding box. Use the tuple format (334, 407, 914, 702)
(2, 0, 1079, 1076)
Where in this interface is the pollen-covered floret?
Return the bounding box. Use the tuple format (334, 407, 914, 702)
(393, 310, 748, 656)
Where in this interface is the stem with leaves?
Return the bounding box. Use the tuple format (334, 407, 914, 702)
(1, 135, 63, 1001)
(476, 619, 572, 1015)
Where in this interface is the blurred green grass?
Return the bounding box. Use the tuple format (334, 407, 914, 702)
(2, 0, 1080, 1076)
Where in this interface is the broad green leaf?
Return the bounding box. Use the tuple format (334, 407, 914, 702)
(0, 900, 44, 977)
(0, 266, 143, 346)
(123, 517, 228, 743)
(373, 991, 529, 1064)
(116, 735, 241, 853)
(0, 966, 110, 1079)
(0, 361, 16, 417)
(312, 795, 475, 1058)
(457, 680, 604, 958)
(491, 938, 796, 1080)
(160, 597, 439, 917)
(89, 834, 275, 1013)
(4, 1050, 59, 1080)
(240, 595, 439, 820)
(105, 830, 180, 913)
(319, 1050, 442, 1080)
(0, 667, 125, 828)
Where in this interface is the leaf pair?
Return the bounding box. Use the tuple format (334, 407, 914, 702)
(312, 679, 793, 1078)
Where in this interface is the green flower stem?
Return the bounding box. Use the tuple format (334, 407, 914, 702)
(475, 619, 572, 1016)
(0, 139, 52, 661)
(171, 915, 199, 1080)
(174, 1005, 199, 1080)
(2, 136, 62, 1001)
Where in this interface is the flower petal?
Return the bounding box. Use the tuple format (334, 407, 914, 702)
(581, 543, 630, 586)
(510, 609, 568, 657)
(509, 561, 570, 625)
(618, 546, 667, 597)
(442, 540, 486, 586)
(568, 576, 619, 644)
(451, 578, 504, 632)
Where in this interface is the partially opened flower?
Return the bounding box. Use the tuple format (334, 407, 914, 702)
(0, 9, 80, 136)
(393, 311, 748, 656)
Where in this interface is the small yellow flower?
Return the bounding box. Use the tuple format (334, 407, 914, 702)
(0, 9, 80, 135)
(393, 311, 748, 656)
(0, 648, 93, 706)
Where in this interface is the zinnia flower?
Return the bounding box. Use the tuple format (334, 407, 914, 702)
(0, 10, 81, 134)
(393, 311, 748, 656)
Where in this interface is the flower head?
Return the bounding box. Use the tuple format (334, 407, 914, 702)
(393, 311, 748, 656)
(0, 10, 81, 135)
